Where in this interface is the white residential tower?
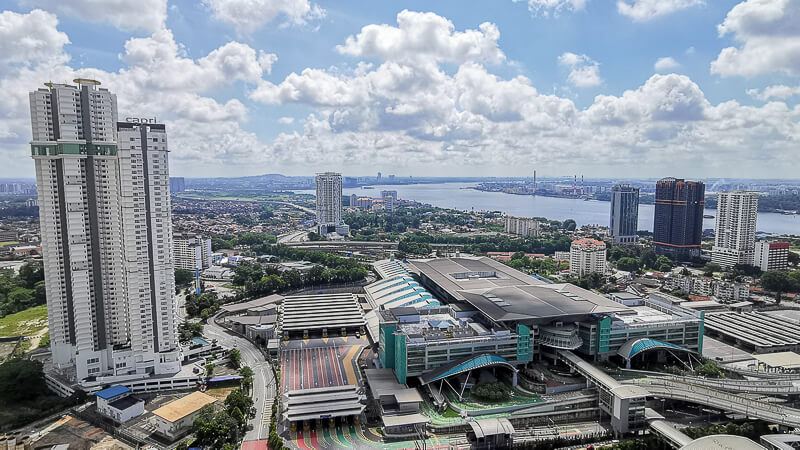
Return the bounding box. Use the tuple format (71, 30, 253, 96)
(30, 79, 179, 381)
(711, 191, 759, 269)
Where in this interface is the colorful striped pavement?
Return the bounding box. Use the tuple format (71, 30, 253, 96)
(285, 426, 454, 449)
(280, 345, 364, 392)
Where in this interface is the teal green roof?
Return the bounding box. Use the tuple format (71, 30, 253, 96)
(420, 354, 516, 385)
(618, 338, 693, 362)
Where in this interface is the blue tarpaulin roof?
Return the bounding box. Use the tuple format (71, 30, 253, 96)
(208, 375, 243, 383)
(95, 385, 131, 400)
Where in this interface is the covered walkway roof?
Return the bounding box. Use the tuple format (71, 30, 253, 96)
(617, 338, 694, 362)
(220, 294, 282, 314)
(420, 354, 516, 385)
(467, 418, 515, 439)
(283, 385, 365, 422)
(281, 293, 365, 332)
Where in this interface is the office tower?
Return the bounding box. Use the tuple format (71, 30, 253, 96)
(169, 177, 185, 193)
(504, 216, 540, 237)
(754, 241, 790, 272)
(30, 79, 179, 381)
(711, 191, 759, 268)
(174, 233, 213, 271)
(610, 184, 640, 245)
(653, 178, 705, 260)
(315, 172, 349, 236)
(569, 238, 606, 277)
(381, 190, 398, 202)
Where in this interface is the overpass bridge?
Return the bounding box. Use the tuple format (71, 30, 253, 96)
(284, 240, 399, 252)
(558, 350, 800, 446)
(627, 377, 800, 429)
(655, 375, 800, 396)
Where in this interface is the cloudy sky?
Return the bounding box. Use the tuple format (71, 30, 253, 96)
(0, 0, 798, 179)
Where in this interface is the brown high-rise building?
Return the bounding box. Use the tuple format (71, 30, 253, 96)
(653, 177, 705, 260)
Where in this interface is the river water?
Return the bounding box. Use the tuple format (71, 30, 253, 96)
(298, 182, 799, 236)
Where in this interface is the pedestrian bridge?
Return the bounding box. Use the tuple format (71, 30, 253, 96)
(627, 377, 800, 429)
(558, 350, 800, 447)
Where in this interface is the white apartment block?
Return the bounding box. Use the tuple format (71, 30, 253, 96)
(30, 79, 179, 382)
(383, 195, 395, 213)
(173, 234, 212, 271)
(711, 191, 759, 269)
(662, 275, 749, 302)
(692, 278, 714, 298)
(569, 238, 606, 277)
(713, 280, 750, 302)
(315, 172, 349, 236)
(504, 216, 540, 237)
(754, 241, 790, 272)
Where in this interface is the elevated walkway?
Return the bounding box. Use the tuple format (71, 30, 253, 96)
(645, 408, 693, 449)
(627, 378, 800, 428)
(659, 375, 800, 395)
(558, 350, 648, 435)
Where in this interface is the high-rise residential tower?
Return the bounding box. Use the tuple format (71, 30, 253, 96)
(569, 238, 607, 277)
(30, 79, 179, 381)
(117, 119, 180, 367)
(610, 184, 640, 244)
(711, 191, 759, 268)
(653, 178, 705, 260)
(315, 172, 349, 236)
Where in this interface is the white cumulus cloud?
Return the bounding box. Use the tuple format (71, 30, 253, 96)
(516, 0, 588, 16)
(1, 6, 799, 178)
(654, 56, 680, 72)
(204, 0, 325, 34)
(336, 10, 505, 66)
(558, 52, 602, 87)
(0, 9, 70, 65)
(747, 84, 800, 101)
(0, 9, 280, 174)
(617, 0, 704, 21)
(711, 0, 800, 77)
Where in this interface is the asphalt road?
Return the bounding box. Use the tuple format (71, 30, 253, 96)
(205, 314, 276, 442)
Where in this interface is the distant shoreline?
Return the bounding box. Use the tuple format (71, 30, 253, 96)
(468, 186, 798, 215)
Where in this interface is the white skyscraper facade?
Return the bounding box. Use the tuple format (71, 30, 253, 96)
(711, 191, 759, 269)
(30, 79, 179, 382)
(117, 120, 180, 370)
(315, 172, 349, 236)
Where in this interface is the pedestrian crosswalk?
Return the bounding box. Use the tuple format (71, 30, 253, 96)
(262, 397, 274, 425)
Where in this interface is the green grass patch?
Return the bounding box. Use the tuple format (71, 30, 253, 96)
(0, 241, 19, 247)
(0, 305, 48, 337)
(441, 406, 461, 418)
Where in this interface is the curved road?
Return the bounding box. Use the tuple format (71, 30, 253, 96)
(205, 314, 276, 442)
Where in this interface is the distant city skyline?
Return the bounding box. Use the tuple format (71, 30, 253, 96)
(1, 1, 799, 178)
